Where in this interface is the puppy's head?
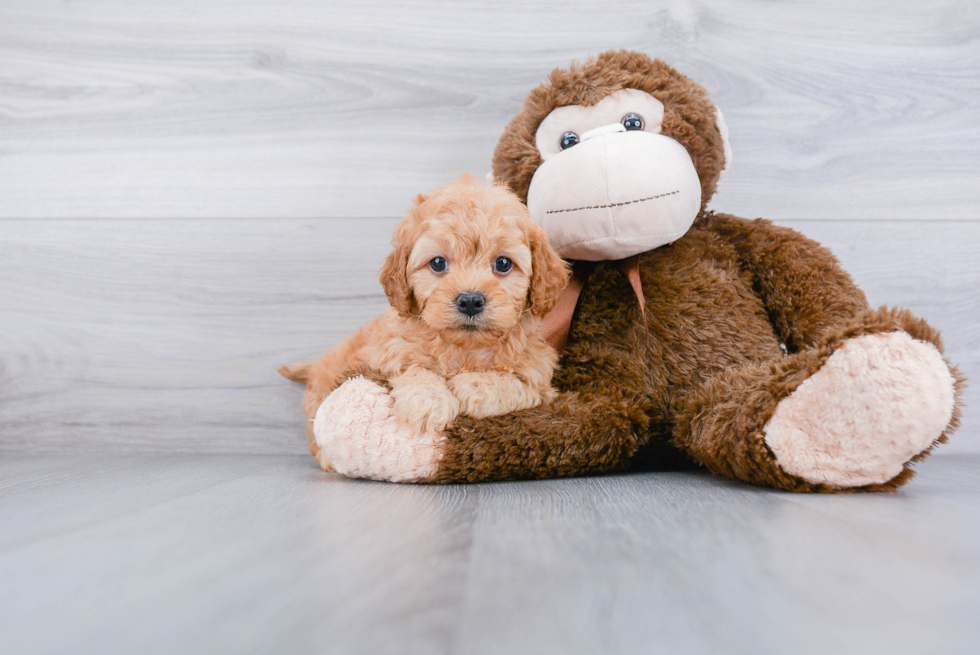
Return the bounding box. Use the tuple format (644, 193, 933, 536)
(379, 174, 568, 338)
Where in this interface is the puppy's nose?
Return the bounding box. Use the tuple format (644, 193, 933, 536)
(456, 293, 485, 317)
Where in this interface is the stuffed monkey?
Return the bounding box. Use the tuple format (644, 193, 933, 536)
(294, 50, 964, 491)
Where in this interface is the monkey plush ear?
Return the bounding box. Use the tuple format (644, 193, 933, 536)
(527, 222, 571, 317)
(378, 237, 416, 317)
(715, 106, 733, 178)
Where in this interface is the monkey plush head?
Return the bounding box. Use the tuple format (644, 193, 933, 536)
(492, 50, 732, 261)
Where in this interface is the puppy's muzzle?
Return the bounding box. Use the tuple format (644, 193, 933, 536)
(456, 292, 485, 318)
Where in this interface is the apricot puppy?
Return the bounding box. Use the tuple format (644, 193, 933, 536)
(281, 174, 569, 471)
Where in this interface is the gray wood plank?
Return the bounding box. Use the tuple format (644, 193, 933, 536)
(1, 0, 978, 220)
(0, 217, 976, 454)
(0, 454, 283, 551)
(457, 457, 980, 655)
(0, 217, 396, 453)
(0, 453, 978, 655)
(0, 454, 477, 655)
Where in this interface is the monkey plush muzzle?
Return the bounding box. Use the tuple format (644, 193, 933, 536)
(527, 127, 702, 261)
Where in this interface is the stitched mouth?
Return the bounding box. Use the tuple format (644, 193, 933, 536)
(546, 189, 680, 215)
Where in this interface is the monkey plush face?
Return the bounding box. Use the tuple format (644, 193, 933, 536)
(492, 50, 732, 261)
(528, 88, 706, 260)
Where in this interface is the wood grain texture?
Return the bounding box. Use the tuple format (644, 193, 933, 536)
(1, 453, 978, 655)
(0, 217, 976, 454)
(1, 0, 978, 220)
(0, 218, 394, 453)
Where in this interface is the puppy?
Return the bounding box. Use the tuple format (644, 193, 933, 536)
(280, 174, 569, 471)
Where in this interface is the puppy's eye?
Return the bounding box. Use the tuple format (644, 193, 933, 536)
(559, 132, 579, 150)
(429, 257, 448, 273)
(493, 256, 513, 274)
(622, 113, 644, 131)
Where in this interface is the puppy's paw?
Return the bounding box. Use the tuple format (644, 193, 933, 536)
(391, 377, 460, 433)
(450, 372, 543, 418)
(449, 372, 503, 418)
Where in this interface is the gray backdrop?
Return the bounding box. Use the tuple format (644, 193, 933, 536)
(1, 0, 977, 454)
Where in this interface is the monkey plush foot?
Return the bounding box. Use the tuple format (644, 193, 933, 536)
(313, 376, 445, 483)
(763, 332, 956, 488)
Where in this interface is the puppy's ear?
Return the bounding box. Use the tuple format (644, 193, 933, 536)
(379, 227, 416, 317)
(527, 222, 570, 317)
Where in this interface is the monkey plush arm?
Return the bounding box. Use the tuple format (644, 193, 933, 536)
(423, 269, 657, 483)
(429, 337, 654, 482)
(313, 371, 653, 484)
(313, 300, 657, 483)
(704, 212, 871, 351)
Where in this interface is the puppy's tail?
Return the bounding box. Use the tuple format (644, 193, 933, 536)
(278, 362, 312, 384)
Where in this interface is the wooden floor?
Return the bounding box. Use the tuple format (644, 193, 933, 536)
(1, 452, 978, 655)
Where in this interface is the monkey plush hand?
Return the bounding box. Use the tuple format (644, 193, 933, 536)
(308, 50, 963, 492)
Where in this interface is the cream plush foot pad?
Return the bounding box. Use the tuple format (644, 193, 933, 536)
(314, 376, 445, 483)
(764, 332, 956, 488)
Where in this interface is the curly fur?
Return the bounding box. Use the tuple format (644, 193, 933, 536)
(281, 174, 569, 470)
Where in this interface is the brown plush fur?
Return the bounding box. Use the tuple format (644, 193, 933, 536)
(281, 174, 569, 470)
(424, 51, 964, 491)
(433, 213, 964, 489)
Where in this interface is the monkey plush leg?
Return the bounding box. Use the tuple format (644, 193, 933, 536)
(674, 308, 963, 492)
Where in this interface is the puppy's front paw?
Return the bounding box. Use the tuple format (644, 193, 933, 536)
(391, 378, 460, 433)
(450, 372, 543, 418)
(449, 373, 500, 418)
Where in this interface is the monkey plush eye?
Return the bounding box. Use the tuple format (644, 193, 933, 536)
(429, 257, 448, 273)
(622, 113, 644, 131)
(559, 132, 580, 150)
(493, 256, 513, 273)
